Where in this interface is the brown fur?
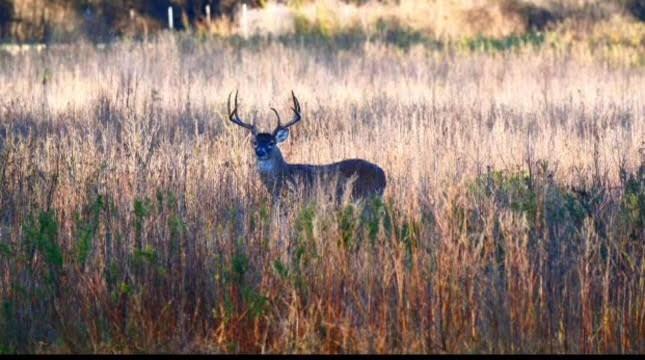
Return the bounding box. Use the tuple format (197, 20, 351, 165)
(257, 149, 386, 201)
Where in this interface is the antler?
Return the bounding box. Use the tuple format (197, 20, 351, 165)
(272, 91, 302, 135)
(270, 107, 281, 128)
(227, 90, 257, 133)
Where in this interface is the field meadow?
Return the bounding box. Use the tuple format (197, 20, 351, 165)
(0, 30, 643, 353)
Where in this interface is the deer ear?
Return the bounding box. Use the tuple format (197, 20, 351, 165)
(275, 128, 289, 143)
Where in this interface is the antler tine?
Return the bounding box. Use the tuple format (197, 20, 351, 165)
(270, 107, 282, 129)
(277, 90, 302, 129)
(227, 90, 256, 133)
(291, 90, 301, 113)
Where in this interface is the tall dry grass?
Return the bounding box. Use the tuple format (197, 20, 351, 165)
(0, 34, 643, 353)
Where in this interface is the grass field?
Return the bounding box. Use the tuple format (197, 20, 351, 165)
(0, 29, 643, 353)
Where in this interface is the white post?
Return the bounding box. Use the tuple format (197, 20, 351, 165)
(129, 8, 135, 20)
(168, 6, 174, 30)
(205, 5, 211, 23)
(241, 3, 248, 39)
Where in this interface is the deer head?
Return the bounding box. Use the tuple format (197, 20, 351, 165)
(227, 90, 302, 161)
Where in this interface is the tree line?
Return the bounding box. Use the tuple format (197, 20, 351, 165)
(0, 0, 266, 42)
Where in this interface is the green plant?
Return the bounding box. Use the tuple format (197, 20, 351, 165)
(23, 211, 62, 287)
(74, 194, 105, 268)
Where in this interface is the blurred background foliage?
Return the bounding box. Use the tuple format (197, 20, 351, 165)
(0, 0, 258, 41)
(0, 0, 642, 44)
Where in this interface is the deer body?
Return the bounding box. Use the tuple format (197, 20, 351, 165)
(257, 149, 386, 199)
(227, 91, 386, 201)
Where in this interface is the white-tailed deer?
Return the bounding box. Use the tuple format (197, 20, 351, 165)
(227, 91, 386, 201)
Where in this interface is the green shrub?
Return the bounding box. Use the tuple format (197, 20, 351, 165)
(23, 211, 62, 286)
(620, 163, 645, 238)
(74, 194, 105, 268)
(461, 31, 545, 52)
(468, 165, 591, 239)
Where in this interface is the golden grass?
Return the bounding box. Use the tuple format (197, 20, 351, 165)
(203, 0, 642, 41)
(0, 34, 643, 353)
(196, 1, 645, 66)
(208, 0, 529, 38)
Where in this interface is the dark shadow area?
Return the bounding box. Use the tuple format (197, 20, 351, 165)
(624, 0, 645, 21)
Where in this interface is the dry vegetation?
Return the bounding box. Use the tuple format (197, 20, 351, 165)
(0, 26, 643, 354)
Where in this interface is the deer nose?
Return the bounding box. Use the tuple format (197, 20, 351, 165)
(255, 148, 268, 157)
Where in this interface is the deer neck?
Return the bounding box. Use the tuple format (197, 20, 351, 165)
(257, 149, 289, 195)
(257, 148, 287, 175)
